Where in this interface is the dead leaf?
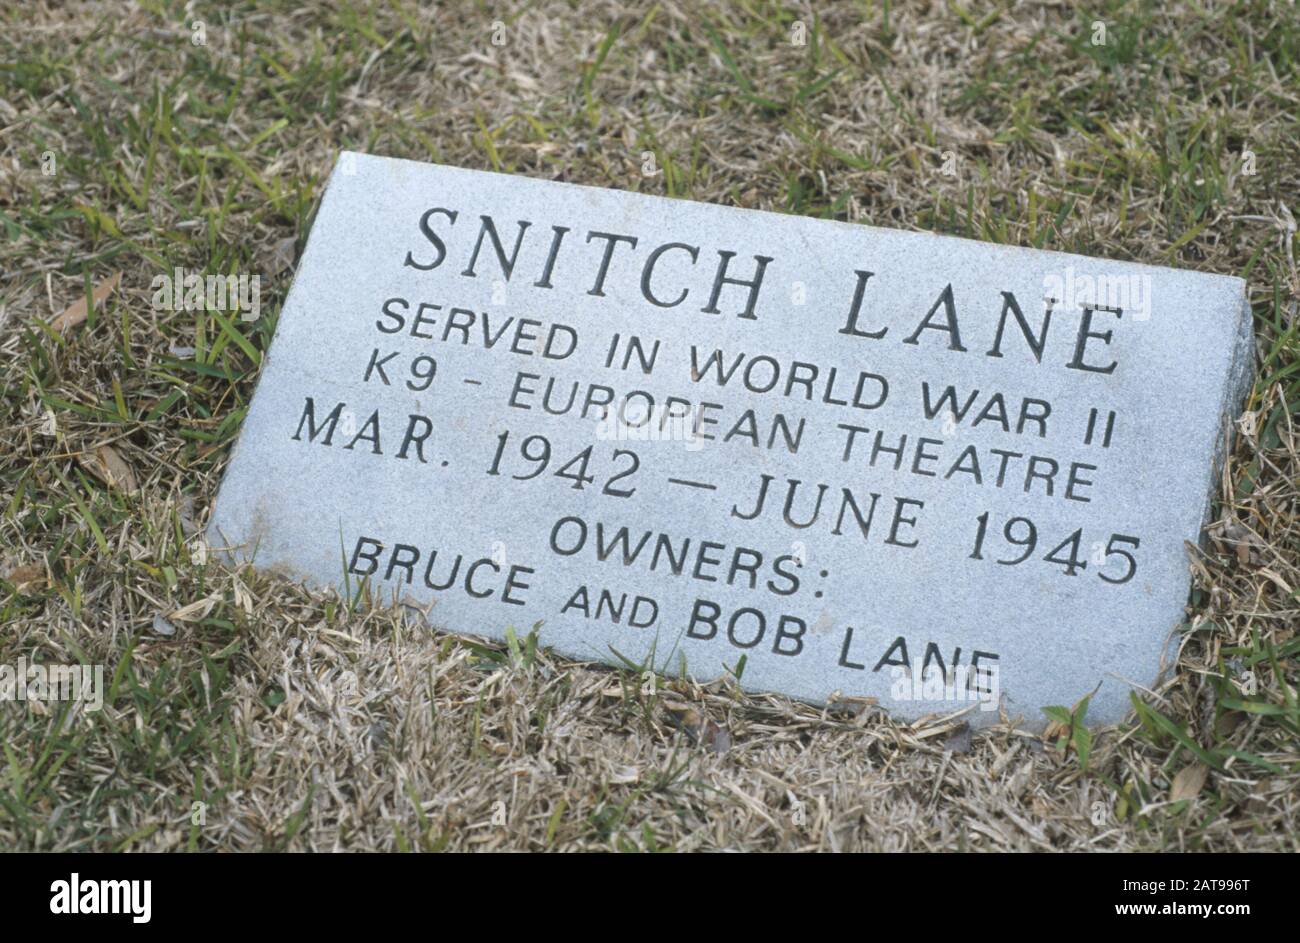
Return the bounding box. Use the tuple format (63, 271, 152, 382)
(1216, 711, 1245, 738)
(82, 444, 138, 493)
(177, 495, 201, 536)
(701, 720, 732, 756)
(663, 705, 731, 754)
(268, 236, 297, 275)
(169, 596, 217, 623)
(1043, 716, 1069, 741)
(5, 563, 47, 592)
(233, 578, 254, 615)
(944, 723, 973, 754)
(664, 705, 702, 741)
(1170, 762, 1208, 803)
(50, 271, 122, 332)
(1245, 794, 1272, 817)
(1211, 513, 1265, 565)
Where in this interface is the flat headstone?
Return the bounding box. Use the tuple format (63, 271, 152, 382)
(209, 152, 1253, 727)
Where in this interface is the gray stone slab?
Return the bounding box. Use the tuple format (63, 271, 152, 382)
(208, 151, 1254, 727)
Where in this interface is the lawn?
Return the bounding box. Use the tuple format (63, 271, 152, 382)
(0, 0, 1297, 851)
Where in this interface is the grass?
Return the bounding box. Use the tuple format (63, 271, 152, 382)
(0, 0, 1297, 851)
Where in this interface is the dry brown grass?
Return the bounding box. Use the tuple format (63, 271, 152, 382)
(0, 0, 1297, 851)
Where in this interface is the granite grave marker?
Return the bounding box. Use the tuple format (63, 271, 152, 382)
(208, 152, 1254, 726)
